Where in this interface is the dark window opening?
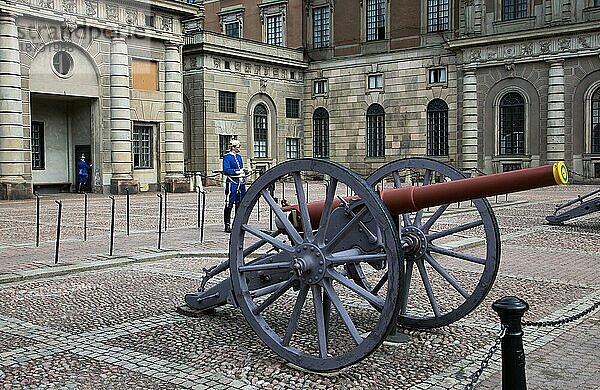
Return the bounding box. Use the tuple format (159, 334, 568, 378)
(254, 104, 268, 158)
(219, 91, 236, 113)
(366, 104, 385, 157)
(427, 99, 449, 156)
(133, 124, 153, 168)
(499, 92, 525, 155)
(313, 108, 329, 158)
(31, 121, 45, 170)
(286, 98, 300, 118)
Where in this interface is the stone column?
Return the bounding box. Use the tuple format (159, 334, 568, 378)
(110, 32, 137, 194)
(546, 60, 565, 163)
(461, 68, 479, 170)
(163, 42, 188, 192)
(0, 13, 29, 199)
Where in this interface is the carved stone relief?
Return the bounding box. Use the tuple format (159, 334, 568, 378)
(162, 16, 173, 32)
(39, 0, 54, 9)
(106, 4, 119, 21)
(85, 0, 98, 16)
(125, 9, 138, 25)
(62, 0, 76, 13)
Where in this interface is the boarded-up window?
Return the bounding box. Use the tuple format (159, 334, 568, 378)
(132, 59, 158, 91)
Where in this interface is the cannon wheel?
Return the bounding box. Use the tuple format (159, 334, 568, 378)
(229, 159, 403, 372)
(355, 157, 501, 329)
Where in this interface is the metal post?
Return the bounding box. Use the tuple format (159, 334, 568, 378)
(196, 186, 201, 228)
(492, 296, 529, 390)
(125, 188, 130, 236)
(109, 195, 115, 256)
(83, 192, 88, 241)
(35, 193, 40, 247)
(163, 185, 168, 231)
(281, 181, 285, 200)
(157, 193, 163, 249)
(306, 181, 309, 202)
(54, 200, 62, 264)
(269, 184, 274, 231)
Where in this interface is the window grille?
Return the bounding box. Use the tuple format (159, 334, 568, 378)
(427, 99, 449, 156)
(313, 6, 330, 48)
(427, 0, 449, 32)
(313, 108, 329, 158)
(133, 124, 153, 168)
(592, 88, 600, 154)
(286, 138, 300, 159)
(368, 75, 383, 89)
(366, 0, 386, 41)
(254, 104, 268, 158)
(31, 121, 45, 170)
(499, 92, 525, 155)
(267, 15, 283, 46)
(219, 91, 236, 113)
(366, 104, 385, 157)
(502, 0, 527, 21)
(286, 99, 300, 118)
(225, 21, 240, 37)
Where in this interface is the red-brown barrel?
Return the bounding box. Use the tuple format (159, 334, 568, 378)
(282, 162, 568, 222)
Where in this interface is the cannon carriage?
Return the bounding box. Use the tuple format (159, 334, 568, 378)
(178, 158, 568, 372)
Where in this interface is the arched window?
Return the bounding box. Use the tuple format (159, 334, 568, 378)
(592, 87, 600, 154)
(253, 104, 268, 158)
(427, 99, 449, 156)
(313, 108, 329, 158)
(499, 92, 525, 155)
(366, 104, 385, 157)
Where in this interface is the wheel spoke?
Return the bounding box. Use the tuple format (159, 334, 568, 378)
(391, 171, 403, 188)
(261, 189, 303, 245)
(324, 207, 368, 252)
(422, 169, 432, 186)
(242, 224, 294, 253)
(327, 250, 387, 266)
(283, 284, 309, 346)
(292, 172, 314, 242)
(415, 260, 442, 318)
(424, 254, 470, 299)
(428, 244, 487, 265)
(250, 280, 289, 298)
(253, 278, 296, 315)
(400, 260, 414, 314)
(329, 269, 385, 309)
(239, 262, 292, 273)
(428, 220, 483, 241)
(323, 280, 363, 345)
(371, 271, 388, 296)
(421, 203, 450, 232)
(243, 231, 282, 257)
(312, 285, 328, 358)
(315, 178, 338, 245)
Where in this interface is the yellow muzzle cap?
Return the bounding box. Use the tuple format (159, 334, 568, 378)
(552, 161, 569, 185)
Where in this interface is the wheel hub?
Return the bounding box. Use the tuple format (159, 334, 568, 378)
(293, 243, 326, 284)
(402, 226, 428, 260)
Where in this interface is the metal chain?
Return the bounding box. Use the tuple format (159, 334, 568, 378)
(464, 325, 506, 390)
(522, 301, 600, 328)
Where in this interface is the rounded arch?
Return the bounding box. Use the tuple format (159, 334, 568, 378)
(484, 78, 541, 160)
(427, 98, 449, 111)
(573, 70, 600, 156)
(246, 93, 277, 161)
(28, 40, 101, 97)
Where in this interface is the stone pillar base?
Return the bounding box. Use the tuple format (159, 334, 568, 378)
(0, 181, 32, 200)
(110, 179, 139, 195)
(165, 177, 190, 193)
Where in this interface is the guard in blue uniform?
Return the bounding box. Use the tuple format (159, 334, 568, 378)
(223, 139, 248, 233)
(77, 154, 92, 193)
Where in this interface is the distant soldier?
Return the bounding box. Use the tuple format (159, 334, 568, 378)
(77, 154, 92, 193)
(222, 139, 249, 233)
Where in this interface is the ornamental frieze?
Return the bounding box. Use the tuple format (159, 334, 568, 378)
(62, 0, 75, 13)
(85, 0, 97, 16)
(467, 35, 600, 64)
(162, 16, 173, 32)
(106, 4, 119, 21)
(207, 56, 301, 82)
(39, 0, 54, 9)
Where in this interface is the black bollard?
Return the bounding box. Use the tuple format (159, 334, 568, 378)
(157, 193, 163, 249)
(281, 181, 285, 200)
(83, 192, 88, 241)
(109, 195, 115, 256)
(269, 184, 274, 231)
(305, 181, 309, 202)
(54, 200, 62, 264)
(162, 185, 168, 231)
(492, 296, 529, 390)
(196, 186, 201, 228)
(125, 188, 130, 236)
(35, 193, 40, 247)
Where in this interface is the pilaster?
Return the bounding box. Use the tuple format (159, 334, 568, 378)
(546, 60, 565, 163)
(461, 68, 479, 170)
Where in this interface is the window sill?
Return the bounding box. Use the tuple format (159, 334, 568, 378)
(583, 6, 600, 22)
(492, 16, 535, 34)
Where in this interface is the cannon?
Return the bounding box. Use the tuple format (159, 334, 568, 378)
(178, 158, 568, 372)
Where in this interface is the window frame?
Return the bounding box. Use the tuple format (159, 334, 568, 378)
(313, 108, 329, 158)
(427, 0, 450, 32)
(502, 0, 528, 21)
(219, 135, 238, 158)
(313, 5, 330, 49)
(499, 92, 526, 155)
(31, 121, 45, 170)
(286, 98, 300, 118)
(366, 0, 386, 42)
(253, 104, 268, 158)
(366, 104, 385, 158)
(313, 79, 328, 95)
(428, 67, 447, 85)
(218, 91, 236, 113)
(266, 14, 283, 46)
(133, 124, 154, 169)
(367, 74, 384, 90)
(225, 21, 240, 38)
(285, 137, 300, 159)
(591, 87, 600, 154)
(427, 99, 449, 157)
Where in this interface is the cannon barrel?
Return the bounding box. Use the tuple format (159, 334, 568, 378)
(283, 162, 568, 224)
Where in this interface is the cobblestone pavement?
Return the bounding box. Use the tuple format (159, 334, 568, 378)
(0, 183, 599, 389)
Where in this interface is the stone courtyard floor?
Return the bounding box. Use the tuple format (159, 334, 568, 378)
(0, 182, 599, 389)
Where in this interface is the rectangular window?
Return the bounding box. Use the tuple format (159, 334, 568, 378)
(286, 138, 300, 159)
(502, 163, 522, 172)
(368, 74, 384, 89)
(429, 68, 447, 84)
(219, 135, 237, 158)
(218, 91, 236, 113)
(313, 6, 330, 48)
(592, 98, 600, 153)
(427, 0, 449, 32)
(595, 163, 600, 178)
(266, 15, 283, 46)
(225, 21, 240, 38)
(133, 124, 153, 168)
(132, 59, 158, 91)
(366, 0, 386, 41)
(596, 0, 600, 6)
(31, 121, 45, 170)
(503, 0, 528, 21)
(367, 114, 385, 157)
(144, 14, 155, 27)
(286, 98, 300, 118)
(314, 80, 328, 94)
